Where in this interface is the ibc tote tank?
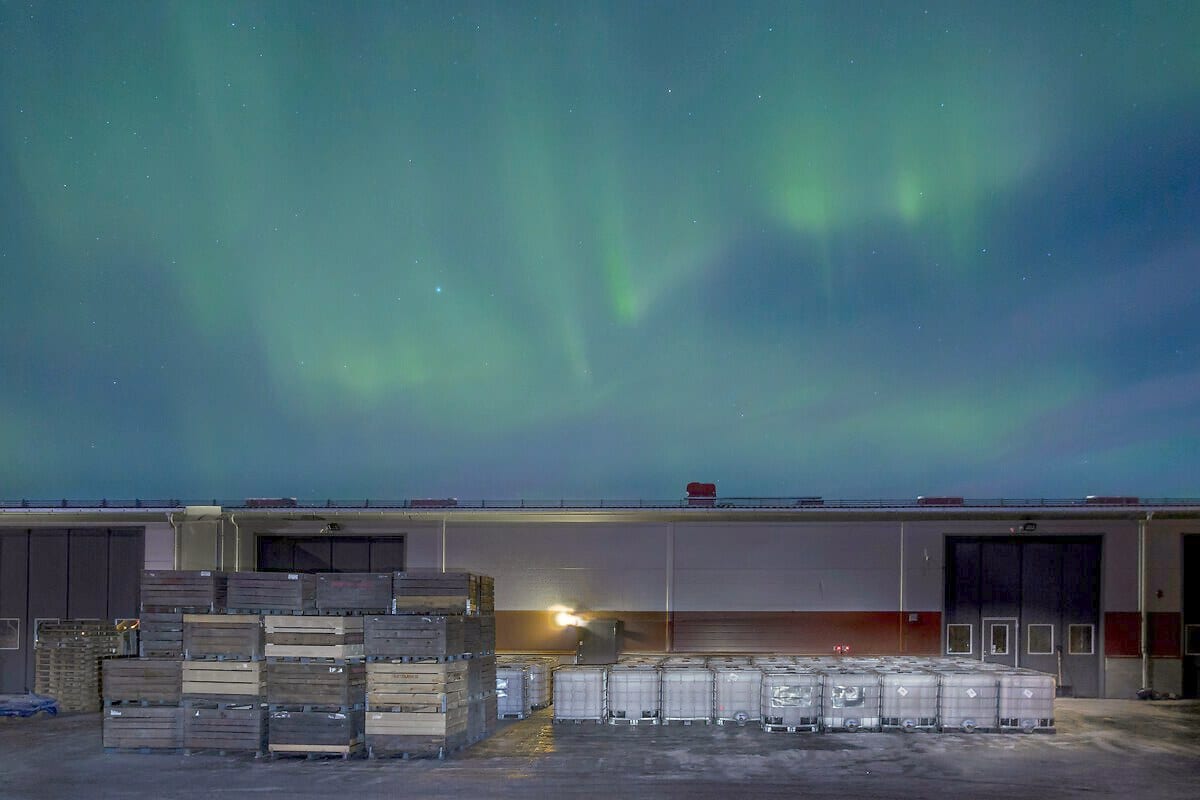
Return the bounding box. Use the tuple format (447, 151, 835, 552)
(878, 669, 939, 731)
(998, 670, 1056, 733)
(552, 666, 606, 723)
(820, 669, 882, 732)
(713, 666, 763, 726)
(660, 666, 714, 724)
(936, 670, 999, 733)
(606, 664, 661, 724)
(760, 666, 821, 732)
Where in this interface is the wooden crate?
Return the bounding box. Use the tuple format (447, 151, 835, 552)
(264, 616, 364, 659)
(103, 706, 183, 750)
(103, 658, 182, 704)
(184, 704, 267, 753)
(315, 573, 392, 613)
(366, 661, 468, 712)
(139, 612, 184, 658)
(464, 615, 496, 655)
(140, 570, 227, 611)
(468, 656, 498, 700)
(365, 705, 468, 737)
(182, 661, 266, 700)
(183, 614, 264, 660)
(392, 571, 483, 615)
(227, 572, 317, 613)
(364, 615, 465, 658)
(266, 660, 365, 707)
(268, 709, 364, 752)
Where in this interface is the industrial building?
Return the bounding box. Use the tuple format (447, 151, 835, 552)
(1, 495, 1197, 700)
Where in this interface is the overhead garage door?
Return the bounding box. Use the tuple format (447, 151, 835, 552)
(255, 535, 405, 573)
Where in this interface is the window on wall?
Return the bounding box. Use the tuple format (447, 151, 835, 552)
(947, 624, 972, 655)
(1186, 625, 1200, 657)
(1027, 624, 1054, 655)
(989, 623, 1010, 656)
(0, 619, 18, 650)
(1068, 624, 1095, 655)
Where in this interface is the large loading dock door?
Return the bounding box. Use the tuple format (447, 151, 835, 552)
(255, 535, 406, 573)
(0, 528, 143, 694)
(1185, 534, 1199, 698)
(945, 536, 1101, 697)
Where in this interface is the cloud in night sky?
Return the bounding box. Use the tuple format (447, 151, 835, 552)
(1, 1, 1198, 501)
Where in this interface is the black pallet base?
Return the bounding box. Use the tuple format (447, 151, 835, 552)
(552, 718, 605, 725)
(364, 654, 466, 664)
(662, 719, 711, 726)
(265, 657, 363, 665)
(104, 700, 180, 708)
(763, 724, 819, 733)
(499, 712, 529, 720)
(184, 748, 267, 758)
(267, 750, 362, 760)
(316, 609, 388, 616)
(226, 609, 310, 616)
(103, 747, 184, 755)
(609, 717, 658, 726)
(182, 699, 264, 710)
(530, 703, 552, 711)
(184, 654, 263, 662)
(268, 704, 365, 713)
(141, 605, 218, 614)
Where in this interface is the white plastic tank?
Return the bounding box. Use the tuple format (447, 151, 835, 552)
(936, 670, 999, 732)
(820, 669, 882, 731)
(552, 666, 606, 722)
(998, 670, 1056, 733)
(496, 663, 530, 718)
(713, 666, 763, 725)
(760, 667, 821, 732)
(660, 667, 714, 723)
(878, 669, 939, 731)
(607, 664, 661, 723)
(526, 658, 554, 709)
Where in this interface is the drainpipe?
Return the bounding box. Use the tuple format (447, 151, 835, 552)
(228, 513, 240, 572)
(440, 515, 447, 573)
(167, 511, 179, 569)
(1139, 512, 1153, 690)
(899, 522, 905, 654)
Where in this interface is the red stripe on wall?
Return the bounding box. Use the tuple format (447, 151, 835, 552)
(495, 610, 941, 655)
(1149, 612, 1182, 657)
(1104, 611, 1182, 657)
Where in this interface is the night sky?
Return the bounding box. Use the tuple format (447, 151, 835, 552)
(2, 1, 1198, 502)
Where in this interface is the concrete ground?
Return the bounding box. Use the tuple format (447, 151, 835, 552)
(1, 700, 1197, 799)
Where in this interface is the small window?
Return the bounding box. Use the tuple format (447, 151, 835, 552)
(1027, 624, 1054, 655)
(1068, 624, 1095, 655)
(989, 623, 1010, 655)
(1186, 625, 1200, 657)
(947, 624, 972, 655)
(0, 618, 19, 650)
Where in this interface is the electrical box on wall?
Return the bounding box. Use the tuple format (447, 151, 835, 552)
(576, 619, 623, 665)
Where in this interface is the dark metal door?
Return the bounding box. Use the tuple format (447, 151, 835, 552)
(0, 532, 29, 693)
(1184, 535, 1200, 699)
(27, 530, 69, 692)
(1060, 540, 1101, 698)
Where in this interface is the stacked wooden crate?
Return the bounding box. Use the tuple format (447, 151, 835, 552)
(265, 615, 365, 758)
(180, 607, 267, 754)
(363, 570, 496, 758)
(102, 658, 184, 751)
(226, 572, 317, 614)
(37, 621, 124, 712)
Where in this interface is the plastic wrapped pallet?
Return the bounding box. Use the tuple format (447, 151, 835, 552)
(713, 665, 762, 726)
(606, 664, 660, 724)
(660, 666, 713, 724)
(552, 666, 606, 722)
(878, 669, 939, 731)
(820, 669, 882, 731)
(760, 666, 821, 732)
(935, 670, 999, 733)
(998, 670, 1055, 733)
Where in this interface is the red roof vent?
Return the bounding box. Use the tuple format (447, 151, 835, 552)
(686, 482, 716, 507)
(244, 497, 298, 508)
(409, 498, 458, 508)
(917, 496, 964, 506)
(1084, 496, 1139, 505)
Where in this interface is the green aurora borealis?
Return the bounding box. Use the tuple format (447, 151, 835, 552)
(2, 1, 1199, 501)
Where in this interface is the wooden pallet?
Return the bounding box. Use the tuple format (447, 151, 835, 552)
(315, 573, 393, 613)
(140, 570, 227, 611)
(366, 732, 469, 759)
(103, 706, 184, 750)
(182, 660, 266, 699)
(103, 658, 182, 704)
(183, 614, 264, 660)
(364, 615, 465, 658)
(266, 660, 365, 707)
(227, 573, 317, 614)
(264, 616, 364, 658)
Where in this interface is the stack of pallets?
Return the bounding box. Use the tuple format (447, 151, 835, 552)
(265, 615, 365, 758)
(36, 621, 124, 713)
(363, 571, 496, 758)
